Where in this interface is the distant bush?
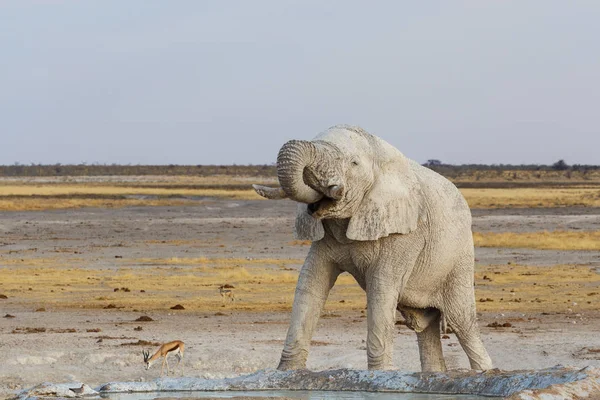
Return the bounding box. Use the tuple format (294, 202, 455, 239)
(551, 160, 569, 171)
(0, 164, 277, 177)
(1, 161, 599, 178)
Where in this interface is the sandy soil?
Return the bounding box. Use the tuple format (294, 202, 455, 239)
(1, 200, 600, 398)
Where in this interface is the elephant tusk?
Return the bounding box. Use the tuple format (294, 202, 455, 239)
(252, 184, 288, 200)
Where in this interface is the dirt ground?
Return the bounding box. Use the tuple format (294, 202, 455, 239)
(1, 199, 600, 398)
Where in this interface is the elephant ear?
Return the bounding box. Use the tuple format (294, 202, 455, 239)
(294, 203, 325, 241)
(346, 153, 422, 241)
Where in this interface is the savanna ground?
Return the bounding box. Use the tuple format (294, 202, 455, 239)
(1, 173, 600, 398)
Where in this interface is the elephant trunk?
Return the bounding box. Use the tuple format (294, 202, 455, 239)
(277, 140, 323, 204)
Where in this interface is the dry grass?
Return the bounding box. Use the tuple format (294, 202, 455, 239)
(0, 182, 262, 210)
(0, 198, 193, 211)
(288, 240, 312, 246)
(451, 168, 600, 183)
(0, 184, 259, 198)
(132, 257, 305, 266)
(1, 178, 600, 211)
(461, 188, 600, 208)
(474, 264, 600, 313)
(473, 231, 600, 251)
(0, 257, 363, 312)
(2, 256, 598, 314)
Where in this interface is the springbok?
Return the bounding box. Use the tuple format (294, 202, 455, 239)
(142, 340, 185, 376)
(219, 285, 235, 302)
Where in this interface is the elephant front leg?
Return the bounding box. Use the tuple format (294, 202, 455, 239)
(366, 276, 400, 370)
(279, 246, 340, 370)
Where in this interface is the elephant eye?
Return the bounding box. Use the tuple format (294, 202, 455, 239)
(351, 160, 359, 166)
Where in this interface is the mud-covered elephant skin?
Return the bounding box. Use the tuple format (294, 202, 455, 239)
(253, 125, 492, 372)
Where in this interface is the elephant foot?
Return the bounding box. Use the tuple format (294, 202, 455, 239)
(470, 356, 493, 371)
(278, 348, 308, 371)
(277, 359, 307, 371)
(367, 362, 394, 371)
(421, 362, 447, 373)
(367, 352, 393, 371)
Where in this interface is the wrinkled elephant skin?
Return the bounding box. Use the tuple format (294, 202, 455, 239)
(254, 125, 493, 372)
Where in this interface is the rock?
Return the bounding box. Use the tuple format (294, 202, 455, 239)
(92, 366, 600, 399)
(13, 367, 600, 400)
(17, 382, 98, 398)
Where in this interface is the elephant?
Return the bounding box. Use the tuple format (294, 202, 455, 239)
(253, 125, 492, 372)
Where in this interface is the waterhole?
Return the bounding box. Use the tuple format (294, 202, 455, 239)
(101, 390, 496, 400)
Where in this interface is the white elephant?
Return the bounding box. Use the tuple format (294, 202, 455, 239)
(253, 125, 492, 372)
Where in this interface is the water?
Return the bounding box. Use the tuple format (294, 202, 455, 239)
(102, 390, 496, 400)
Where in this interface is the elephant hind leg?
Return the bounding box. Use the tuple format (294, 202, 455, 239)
(416, 311, 446, 372)
(397, 306, 446, 372)
(444, 301, 493, 370)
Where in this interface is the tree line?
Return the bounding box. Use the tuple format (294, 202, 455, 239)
(0, 164, 277, 177)
(0, 160, 597, 177)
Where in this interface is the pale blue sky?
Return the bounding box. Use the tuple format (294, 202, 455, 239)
(1, 1, 599, 165)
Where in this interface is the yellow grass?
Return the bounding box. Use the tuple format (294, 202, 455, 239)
(288, 240, 312, 246)
(474, 231, 600, 251)
(0, 198, 193, 211)
(133, 257, 305, 266)
(2, 260, 598, 314)
(0, 184, 261, 199)
(474, 264, 600, 312)
(461, 188, 600, 208)
(0, 257, 362, 312)
(0, 183, 262, 210)
(1, 179, 600, 211)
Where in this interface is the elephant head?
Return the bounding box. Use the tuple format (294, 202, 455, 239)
(254, 125, 423, 241)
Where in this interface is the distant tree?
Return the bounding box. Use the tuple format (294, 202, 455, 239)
(552, 159, 569, 171)
(424, 159, 442, 167)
